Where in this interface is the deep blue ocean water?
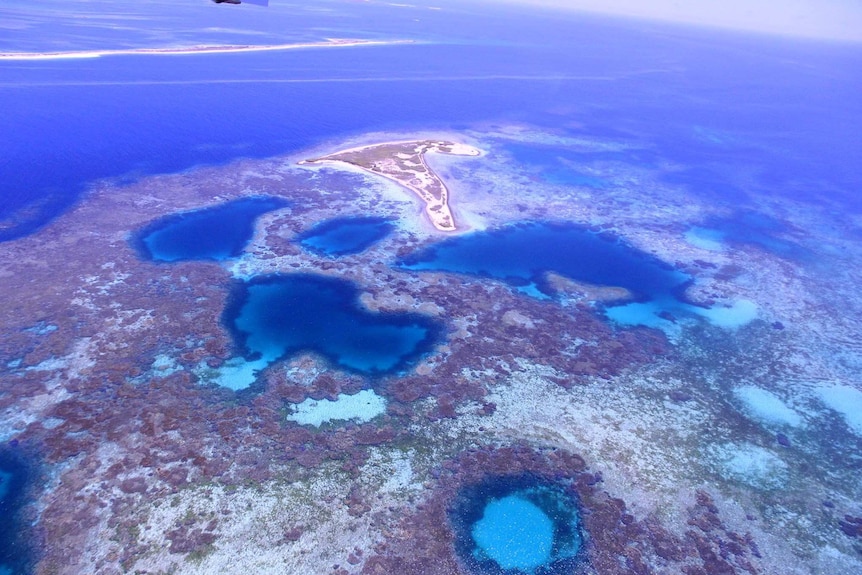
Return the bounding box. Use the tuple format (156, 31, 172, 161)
(1, 2, 861, 242)
(223, 274, 441, 375)
(131, 196, 287, 262)
(297, 216, 395, 257)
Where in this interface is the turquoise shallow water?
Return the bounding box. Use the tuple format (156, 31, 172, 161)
(223, 274, 441, 375)
(297, 216, 395, 257)
(132, 197, 287, 262)
(471, 495, 554, 572)
(451, 476, 584, 575)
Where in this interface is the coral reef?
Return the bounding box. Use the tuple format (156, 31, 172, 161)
(361, 445, 764, 575)
(1, 128, 861, 574)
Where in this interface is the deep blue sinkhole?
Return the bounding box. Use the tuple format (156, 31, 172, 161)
(222, 274, 441, 375)
(450, 475, 584, 575)
(131, 196, 288, 262)
(296, 216, 395, 257)
(0, 446, 36, 575)
(397, 221, 690, 304)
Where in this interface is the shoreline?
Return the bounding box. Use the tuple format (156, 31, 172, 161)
(299, 139, 477, 160)
(0, 38, 413, 61)
(299, 140, 481, 232)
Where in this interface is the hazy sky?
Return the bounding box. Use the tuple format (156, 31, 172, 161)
(505, 0, 862, 42)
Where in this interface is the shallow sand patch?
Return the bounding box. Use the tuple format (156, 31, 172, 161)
(817, 384, 862, 435)
(286, 389, 387, 427)
(707, 442, 788, 489)
(733, 386, 802, 428)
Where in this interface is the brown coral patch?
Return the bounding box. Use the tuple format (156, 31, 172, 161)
(378, 280, 669, 417)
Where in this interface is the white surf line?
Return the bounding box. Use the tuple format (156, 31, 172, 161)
(0, 71, 672, 89)
(0, 38, 413, 61)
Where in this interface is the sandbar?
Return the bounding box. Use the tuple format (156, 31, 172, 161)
(0, 38, 411, 61)
(300, 140, 481, 232)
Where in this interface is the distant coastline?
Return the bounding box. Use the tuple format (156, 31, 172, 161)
(0, 38, 412, 61)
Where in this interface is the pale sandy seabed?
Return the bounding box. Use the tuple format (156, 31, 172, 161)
(1, 125, 861, 575)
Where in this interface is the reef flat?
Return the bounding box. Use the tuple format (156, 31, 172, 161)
(1, 127, 862, 575)
(300, 140, 482, 232)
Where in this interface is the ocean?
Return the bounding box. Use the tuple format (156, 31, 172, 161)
(2, 4, 860, 242)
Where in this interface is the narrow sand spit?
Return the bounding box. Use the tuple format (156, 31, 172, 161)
(300, 140, 482, 232)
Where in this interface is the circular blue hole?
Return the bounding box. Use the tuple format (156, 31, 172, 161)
(450, 475, 585, 575)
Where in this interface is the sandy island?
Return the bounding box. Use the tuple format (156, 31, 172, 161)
(0, 38, 411, 60)
(300, 140, 482, 232)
